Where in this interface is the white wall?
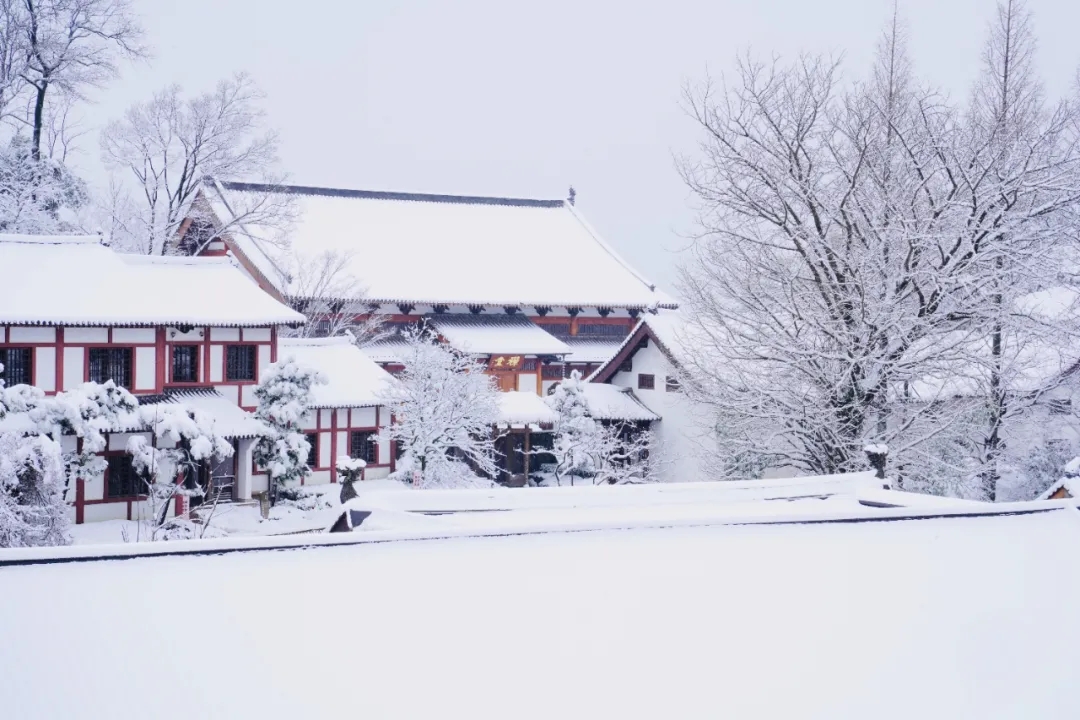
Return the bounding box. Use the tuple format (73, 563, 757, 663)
(609, 340, 711, 483)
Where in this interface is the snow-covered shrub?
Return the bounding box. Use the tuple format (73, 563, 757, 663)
(379, 326, 499, 488)
(0, 433, 70, 548)
(0, 134, 88, 234)
(253, 358, 324, 502)
(276, 484, 337, 512)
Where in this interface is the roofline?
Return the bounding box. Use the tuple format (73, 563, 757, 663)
(588, 317, 681, 383)
(215, 180, 566, 209)
(287, 293, 678, 312)
(0, 319, 304, 328)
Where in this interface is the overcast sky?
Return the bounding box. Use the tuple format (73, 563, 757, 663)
(73, 0, 1080, 295)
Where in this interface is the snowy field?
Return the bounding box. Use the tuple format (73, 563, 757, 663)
(1, 508, 1079, 719)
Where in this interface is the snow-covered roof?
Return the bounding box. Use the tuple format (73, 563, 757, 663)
(580, 383, 659, 422)
(361, 336, 410, 365)
(0, 234, 305, 327)
(207, 181, 677, 310)
(278, 336, 396, 408)
(497, 391, 558, 426)
(141, 388, 268, 438)
(1037, 476, 1080, 500)
(561, 337, 625, 364)
(426, 314, 570, 356)
(588, 311, 691, 382)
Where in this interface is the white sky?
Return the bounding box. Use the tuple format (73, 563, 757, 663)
(72, 0, 1080, 295)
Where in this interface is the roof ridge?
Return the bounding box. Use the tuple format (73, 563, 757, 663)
(562, 203, 660, 297)
(0, 233, 103, 246)
(215, 180, 565, 208)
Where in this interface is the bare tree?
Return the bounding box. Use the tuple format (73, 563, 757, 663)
(16, 0, 145, 161)
(282, 249, 388, 346)
(0, 0, 29, 123)
(677, 2, 1080, 498)
(101, 73, 287, 255)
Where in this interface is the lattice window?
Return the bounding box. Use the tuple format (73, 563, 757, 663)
(0, 347, 32, 386)
(576, 323, 630, 337)
(638, 373, 655, 390)
(350, 431, 378, 464)
(305, 433, 319, 468)
(225, 345, 257, 381)
(106, 454, 141, 498)
(171, 345, 200, 383)
(88, 348, 132, 388)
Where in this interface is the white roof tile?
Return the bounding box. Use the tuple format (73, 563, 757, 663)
(0, 234, 305, 327)
(561, 337, 626, 364)
(426, 315, 570, 356)
(498, 390, 557, 425)
(210, 182, 677, 310)
(278, 336, 396, 408)
(581, 384, 659, 422)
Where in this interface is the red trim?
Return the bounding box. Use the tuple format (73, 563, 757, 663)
(55, 327, 64, 393)
(389, 412, 396, 473)
(590, 322, 674, 384)
(330, 409, 338, 483)
(270, 326, 278, 364)
(155, 328, 167, 391)
(75, 477, 85, 525)
(202, 328, 212, 385)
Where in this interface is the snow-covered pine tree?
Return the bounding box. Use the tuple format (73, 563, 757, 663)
(253, 358, 324, 503)
(378, 326, 499, 488)
(546, 371, 655, 486)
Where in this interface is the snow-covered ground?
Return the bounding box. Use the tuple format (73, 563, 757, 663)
(2, 508, 1078, 719)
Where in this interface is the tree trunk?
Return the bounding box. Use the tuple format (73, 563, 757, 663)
(31, 82, 47, 162)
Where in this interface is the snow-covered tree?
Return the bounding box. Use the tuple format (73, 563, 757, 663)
(253, 358, 324, 502)
(0, 133, 87, 232)
(0, 361, 69, 547)
(100, 73, 291, 255)
(379, 326, 500, 488)
(127, 404, 234, 539)
(677, 1, 1080, 497)
(545, 371, 654, 486)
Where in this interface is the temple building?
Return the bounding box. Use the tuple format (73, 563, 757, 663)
(0, 233, 305, 522)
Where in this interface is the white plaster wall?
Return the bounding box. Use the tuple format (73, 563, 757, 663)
(210, 328, 240, 342)
(366, 466, 391, 480)
(336, 431, 348, 460)
(352, 407, 377, 427)
(307, 469, 332, 486)
(83, 464, 105, 501)
(235, 438, 255, 500)
(209, 345, 224, 382)
(243, 328, 271, 342)
(319, 409, 332, 429)
(335, 408, 349, 427)
(300, 412, 317, 431)
(518, 373, 538, 394)
(83, 502, 128, 523)
(257, 344, 271, 377)
(240, 384, 257, 407)
(610, 341, 711, 483)
(318, 430, 332, 468)
(135, 347, 156, 390)
(9, 327, 54, 343)
(62, 347, 84, 390)
(113, 328, 155, 343)
(64, 327, 107, 343)
(35, 347, 55, 392)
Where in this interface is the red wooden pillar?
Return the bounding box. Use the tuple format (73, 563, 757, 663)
(389, 412, 396, 474)
(330, 409, 338, 484)
(155, 327, 166, 391)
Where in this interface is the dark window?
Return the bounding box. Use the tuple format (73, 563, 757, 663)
(171, 345, 200, 383)
(226, 345, 257, 381)
(395, 440, 405, 461)
(619, 357, 633, 373)
(666, 375, 681, 392)
(0, 347, 32, 386)
(106, 454, 141, 498)
(88, 348, 133, 388)
(1049, 398, 1072, 415)
(638, 373, 655, 390)
(541, 364, 565, 380)
(522, 358, 538, 372)
(577, 323, 630, 338)
(350, 431, 378, 464)
(306, 433, 319, 468)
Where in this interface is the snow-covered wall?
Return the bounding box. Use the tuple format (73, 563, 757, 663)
(609, 339, 711, 483)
